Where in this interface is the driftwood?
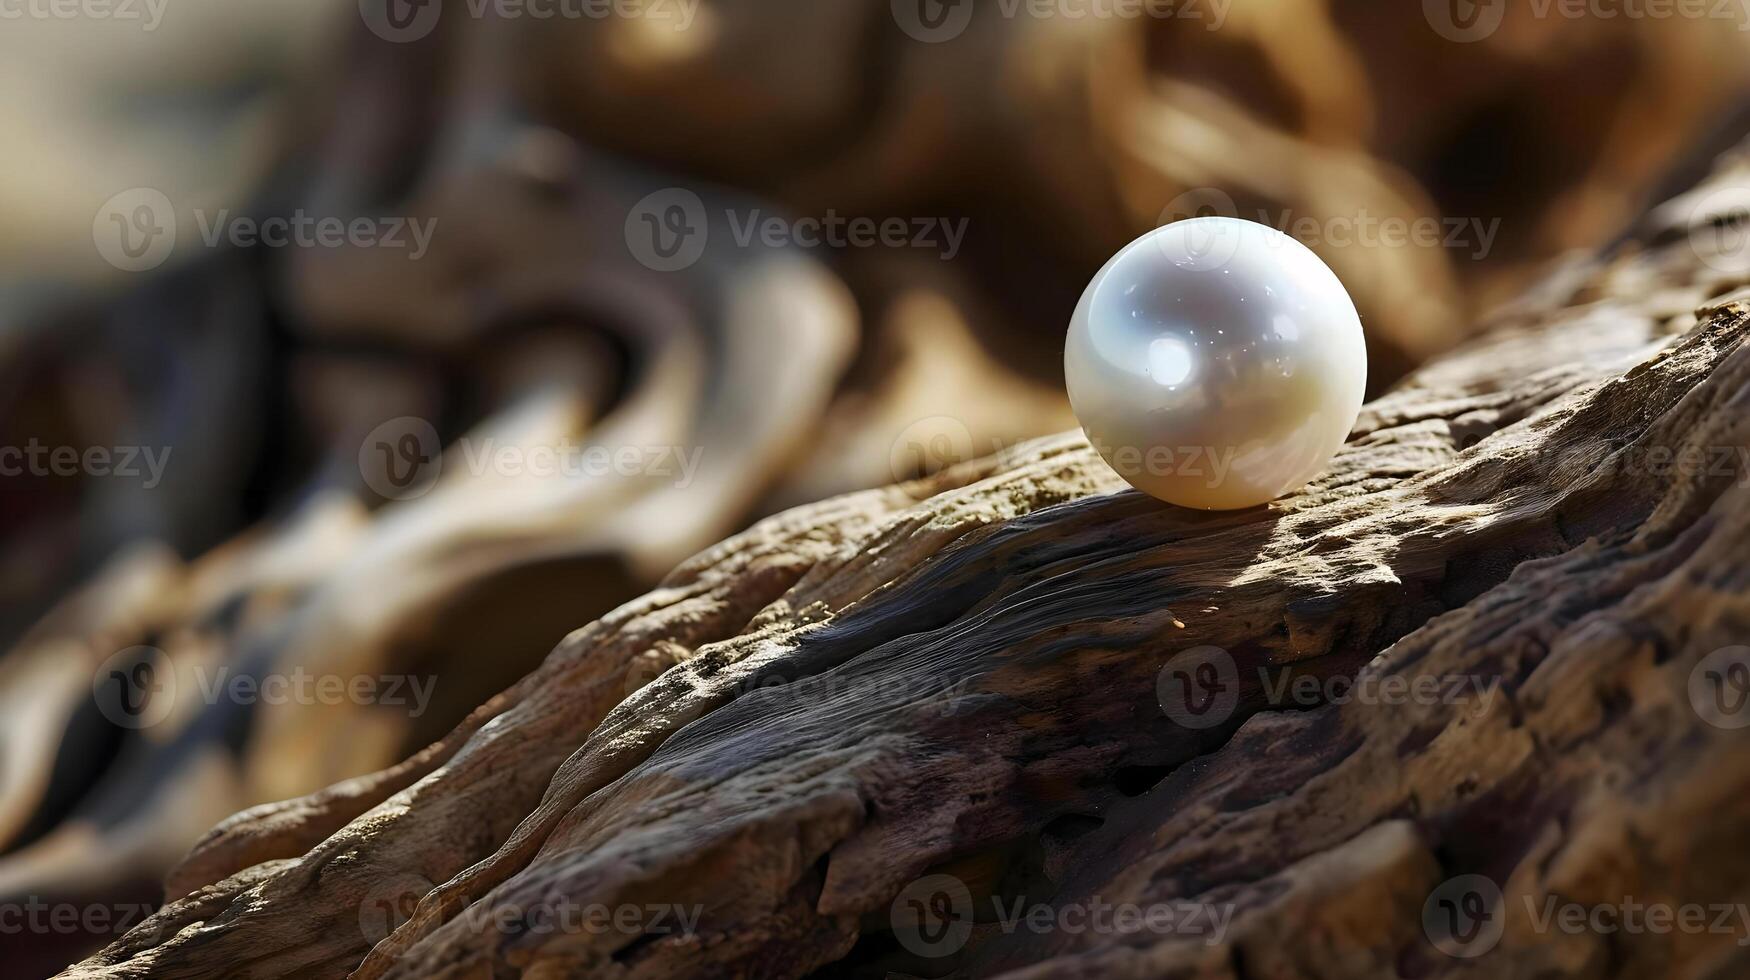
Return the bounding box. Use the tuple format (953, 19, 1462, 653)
(6, 3, 1750, 976)
(4, 6, 1739, 917)
(48, 123, 1750, 978)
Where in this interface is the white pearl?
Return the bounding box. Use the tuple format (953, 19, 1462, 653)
(1065, 217, 1366, 510)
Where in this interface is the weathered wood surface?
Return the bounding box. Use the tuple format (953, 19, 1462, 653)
(52, 135, 1750, 978)
(9, 10, 1746, 963)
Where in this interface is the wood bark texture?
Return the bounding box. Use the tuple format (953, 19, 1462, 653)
(53, 137, 1750, 979)
(7, 7, 1745, 949)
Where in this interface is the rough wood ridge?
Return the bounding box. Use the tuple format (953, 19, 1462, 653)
(63, 145, 1750, 979)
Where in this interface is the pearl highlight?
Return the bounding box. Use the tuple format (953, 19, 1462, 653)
(1065, 217, 1366, 510)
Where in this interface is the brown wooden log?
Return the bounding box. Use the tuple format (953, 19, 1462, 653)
(7, 8, 1740, 939)
(52, 128, 1750, 979)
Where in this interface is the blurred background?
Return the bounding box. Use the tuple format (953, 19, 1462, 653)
(4, 0, 1750, 974)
